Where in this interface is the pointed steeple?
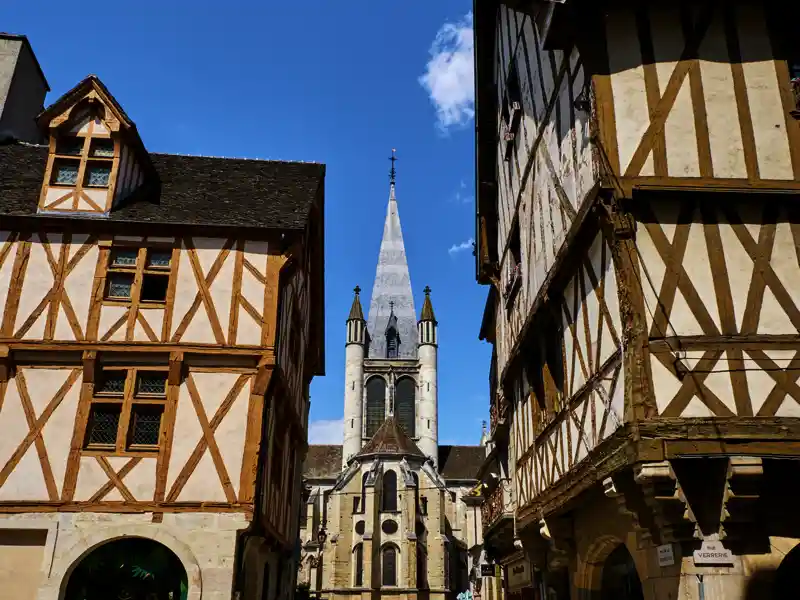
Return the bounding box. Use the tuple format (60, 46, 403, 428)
(348, 285, 364, 321)
(366, 149, 418, 359)
(420, 285, 436, 323)
(346, 285, 367, 347)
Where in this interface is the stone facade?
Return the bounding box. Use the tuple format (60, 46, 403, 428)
(0, 34, 48, 143)
(300, 170, 484, 600)
(0, 512, 249, 600)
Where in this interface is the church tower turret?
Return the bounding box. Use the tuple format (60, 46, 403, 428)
(343, 286, 366, 467)
(417, 286, 439, 466)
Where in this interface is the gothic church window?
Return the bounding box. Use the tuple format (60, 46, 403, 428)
(382, 470, 398, 512)
(395, 377, 415, 437)
(353, 544, 364, 587)
(382, 545, 398, 587)
(365, 377, 386, 437)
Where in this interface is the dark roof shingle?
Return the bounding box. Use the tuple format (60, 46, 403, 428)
(303, 445, 343, 479)
(0, 141, 324, 230)
(438, 445, 483, 481)
(357, 416, 425, 459)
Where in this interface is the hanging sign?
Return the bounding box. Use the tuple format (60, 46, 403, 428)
(481, 564, 495, 577)
(507, 558, 532, 590)
(693, 540, 734, 566)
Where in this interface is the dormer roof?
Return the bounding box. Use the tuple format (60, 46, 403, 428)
(37, 75, 132, 131)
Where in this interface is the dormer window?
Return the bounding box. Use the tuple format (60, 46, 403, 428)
(37, 76, 152, 215)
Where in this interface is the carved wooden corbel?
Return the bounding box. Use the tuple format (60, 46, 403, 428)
(634, 461, 698, 543)
(720, 456, 763, 541)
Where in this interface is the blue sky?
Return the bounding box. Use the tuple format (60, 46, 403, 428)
(2, 0, 491, 446)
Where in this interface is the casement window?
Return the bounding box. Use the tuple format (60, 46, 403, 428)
(83, 368, 168, 453)
(51, 135, 115, 189)
(104, 245, 173, 305)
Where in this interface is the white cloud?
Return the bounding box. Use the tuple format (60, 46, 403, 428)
(308, 419, 344, 444)
(419, 12, 475, 132)
(451, 179, 473, 205)
(448, 238, 474, 257)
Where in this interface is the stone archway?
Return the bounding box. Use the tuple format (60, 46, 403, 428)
(773, 542, 800, 599)
(599, 544, 644, 600)
(63, 537, 187, 600)
(575, 535, 645, 600)
(43, 526, 202, 600)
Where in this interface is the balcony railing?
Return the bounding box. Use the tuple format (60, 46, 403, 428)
(481, 480, 513, 533)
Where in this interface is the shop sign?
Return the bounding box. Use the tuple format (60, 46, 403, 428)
(481, 564, 495, 577)
(657, 543, 675, 567)
(693, 540, 734, 566)
(507, 558, 532, 590)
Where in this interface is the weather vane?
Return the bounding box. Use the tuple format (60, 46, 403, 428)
(389, 148, 397, 185)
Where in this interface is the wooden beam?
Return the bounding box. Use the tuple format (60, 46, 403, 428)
(650, 335, 800, 351)
(240, 365, 273, 503)
(0, 340, 276, 360)
(262, 254, 289, 347)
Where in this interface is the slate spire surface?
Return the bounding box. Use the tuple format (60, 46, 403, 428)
(366, 150, 418, 359)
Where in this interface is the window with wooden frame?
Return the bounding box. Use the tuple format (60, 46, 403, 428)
(51, 134, 115, 189)
(104, 245, 174, 305)
(83, 367, 169, 453)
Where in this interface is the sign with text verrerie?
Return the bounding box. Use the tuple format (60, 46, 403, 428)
(693, 540, 734, 566)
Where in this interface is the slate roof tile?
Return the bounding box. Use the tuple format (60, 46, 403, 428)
(303, 445, 343, 479)
(0, 140, 324, 230)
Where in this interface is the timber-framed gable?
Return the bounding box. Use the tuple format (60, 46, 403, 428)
(0, 70, 325, 555)
(474, 1, 800, 596)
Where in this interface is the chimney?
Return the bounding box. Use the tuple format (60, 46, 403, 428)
(0, 33, 49, 144)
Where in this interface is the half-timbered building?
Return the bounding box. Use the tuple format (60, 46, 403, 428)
(0, 47, 325, 600)
(473, 1, 800, 598)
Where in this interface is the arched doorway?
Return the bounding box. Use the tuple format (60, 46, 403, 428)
(600, 544, 644, 600)
(64, 537, 188, 600)
(773, 543, 800, 598)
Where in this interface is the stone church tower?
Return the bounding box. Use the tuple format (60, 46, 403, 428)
(342, 157, 438, 467)
(299, 154, 484, 600)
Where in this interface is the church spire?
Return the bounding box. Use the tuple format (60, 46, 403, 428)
(366, 149, 418, 359)
(348, 285, 364, 321)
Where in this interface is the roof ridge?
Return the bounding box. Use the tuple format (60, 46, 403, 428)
(149, 151, 323, 165)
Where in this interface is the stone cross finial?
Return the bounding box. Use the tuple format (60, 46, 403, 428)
(389, 300, 395, 312)
(354, 285, 361, 295)
(424, 285, 431, 295)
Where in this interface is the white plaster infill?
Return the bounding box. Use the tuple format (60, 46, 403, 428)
(41, 524, 202, 600)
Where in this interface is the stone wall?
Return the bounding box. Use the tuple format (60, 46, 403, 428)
(0, 511, 249, 600)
